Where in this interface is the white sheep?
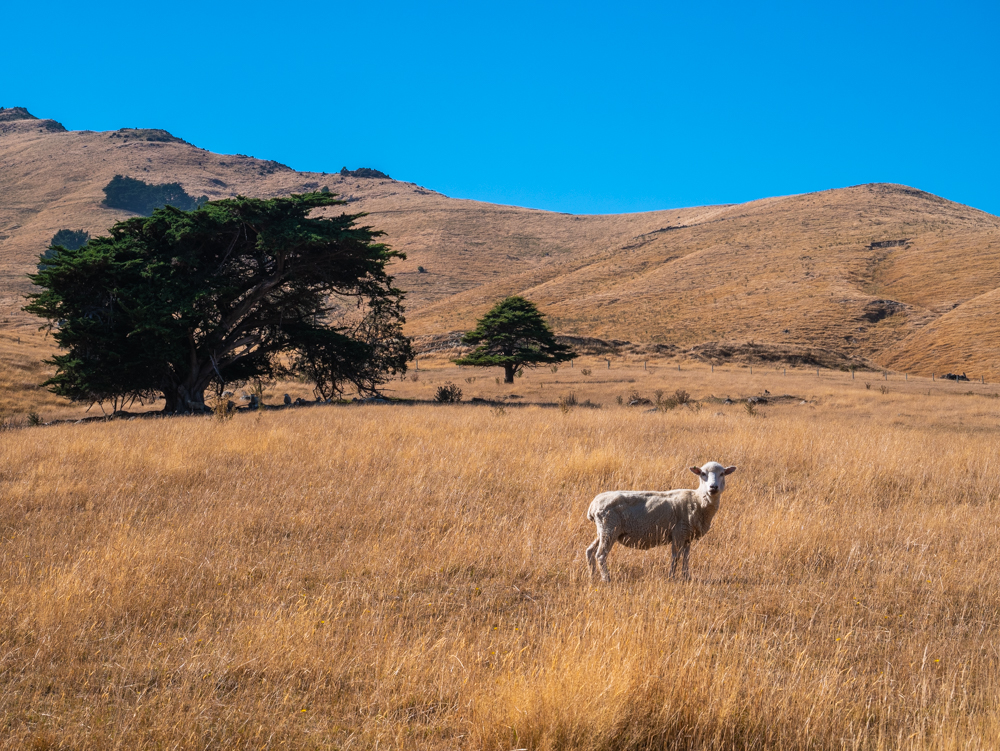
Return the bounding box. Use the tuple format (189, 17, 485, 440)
(585, 462, 736, 582)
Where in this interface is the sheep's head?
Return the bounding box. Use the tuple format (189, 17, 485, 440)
(689, 462, 736, 496)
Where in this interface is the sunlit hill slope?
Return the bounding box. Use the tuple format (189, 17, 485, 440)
(2, 106, 999, 382)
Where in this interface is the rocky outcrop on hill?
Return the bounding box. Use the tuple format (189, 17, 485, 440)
(108, 128, 187, 144)
(340, 166, 391, 179)
(0, 107, 66, 133)
(688, 341, 877, 370)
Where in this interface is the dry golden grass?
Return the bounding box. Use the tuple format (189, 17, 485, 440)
(0, 328, 76, 420)
(2, 369, 1000, 749)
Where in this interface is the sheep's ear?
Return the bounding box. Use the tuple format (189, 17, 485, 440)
(723, 466, 737, 475)
(689, 466, 703, 476)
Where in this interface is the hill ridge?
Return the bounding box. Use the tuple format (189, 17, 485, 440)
(1, 118, 999, 378)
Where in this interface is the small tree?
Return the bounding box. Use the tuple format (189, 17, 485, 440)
(455, 296, 575, 383)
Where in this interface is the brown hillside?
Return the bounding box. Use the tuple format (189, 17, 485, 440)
(2, 118, 999, 383)
(406, 185, 1000, 375)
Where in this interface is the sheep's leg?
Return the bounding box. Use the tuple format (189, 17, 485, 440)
(680, 543, 691, 581)
(595, 532, 616, 583)
(669, 541, 682, 578)
(585, 537, 600, 579)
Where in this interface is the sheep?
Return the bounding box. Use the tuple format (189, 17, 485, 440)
(585, 462, 736, 582)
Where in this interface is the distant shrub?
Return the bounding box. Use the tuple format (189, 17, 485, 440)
(580, 368, 592, 376)
(50, 229, 89, 250)
(434, 383, 463, 403)
(212, 398, 235, 421)
(654, 390, 680, 410)
(417, 266, 427, 273)
(340, 166, 391, 179)
(559, 392, 577, 413)
(102, 175, 208, 216)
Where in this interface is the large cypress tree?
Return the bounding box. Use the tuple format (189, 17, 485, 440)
(455, 296, 576, 383)
(25, 192, 412, 412)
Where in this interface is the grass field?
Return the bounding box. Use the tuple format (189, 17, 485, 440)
(2, 365, 1000, 749)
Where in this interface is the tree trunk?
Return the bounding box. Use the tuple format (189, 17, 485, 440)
(504, 363, 516, 383)
(162, 380, 210, 413)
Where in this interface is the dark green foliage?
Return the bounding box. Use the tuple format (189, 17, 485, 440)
(340, 166, 391, 179)
(25, 192, 413, 412)
(455, 296, 576, 383)
(102, 175, 208, 216)
(434, 382, 463, 403)
(40, 230, 90, 270)
(50, 229, 90, 250)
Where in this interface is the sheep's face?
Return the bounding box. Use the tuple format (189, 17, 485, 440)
(689, 462, 736, 496)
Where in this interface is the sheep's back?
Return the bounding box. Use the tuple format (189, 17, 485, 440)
(587, 490, 695, 532)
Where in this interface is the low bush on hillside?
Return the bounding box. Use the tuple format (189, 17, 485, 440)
(434, 382, 463, 402)
(50, 229, 90, 250)
(340, 166, 391, 179)
(102, 175, 208, 216)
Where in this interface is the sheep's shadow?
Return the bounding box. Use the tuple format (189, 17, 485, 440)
(581, 558, 759, 587)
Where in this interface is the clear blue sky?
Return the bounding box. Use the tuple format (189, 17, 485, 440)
(5, 1, 999, 215)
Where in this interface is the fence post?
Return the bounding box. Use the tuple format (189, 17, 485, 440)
(711, 364, 714, 373)
(606, 359, 610, 370)
(678, 363, 681, 372)
(644, 360, 647, 371)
